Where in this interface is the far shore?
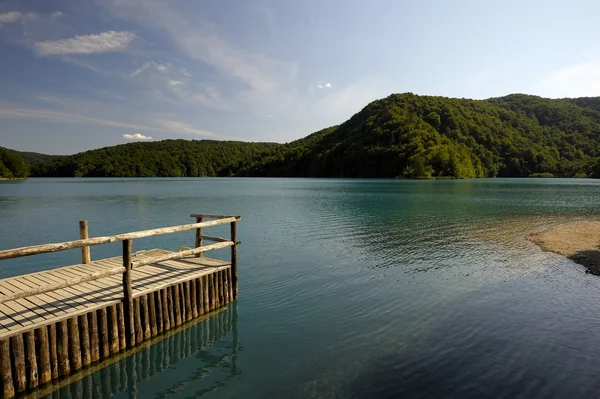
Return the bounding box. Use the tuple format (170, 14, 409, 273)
(528, 221, 600, 275)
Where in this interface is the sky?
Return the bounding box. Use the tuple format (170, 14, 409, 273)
(0, 0, 599, 154)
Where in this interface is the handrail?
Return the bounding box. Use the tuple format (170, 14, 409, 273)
(132, 241, 234, 268)
(190, 213, 241, 220)
(0, 217, 238, 261)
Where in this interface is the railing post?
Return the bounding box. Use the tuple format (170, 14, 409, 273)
(79, 220, 91, 264)
(230, 220, 238, 299)
(122, 239, 135, 347)
(195, 217, 203, 258)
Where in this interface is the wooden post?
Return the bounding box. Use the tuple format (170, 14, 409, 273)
(140, 295, 151, 340)
(79, 314, 91, 366)
(0, 339, 15, 399)
(89, 310, 100, 362)
(203, 275, 210, 314)
(123, 239, 135, 347)
(99, 308, 109, 358)
(173, 285, 182, 327)
(197, 277, 205, 316)
(230, 221, 238, 299)
(161, 288, 170, 331)
(36, 327, 51, 385)
(184, 281, 192, 322)
(117, 303, 126, 350)
(68, 316, 82, 370)
(134, 298, 143, 345)
(57, 320, 70, 377)
(11, 334, 26, 393)
(109, 304, 119, 354)
(191, 279, 198, 319)
(79, 220, 91, 264)
(195, 216, 203, 258)
(48, 324, 58, 379)
(149, 292, 158, 337)
(25, 330, 39, 389)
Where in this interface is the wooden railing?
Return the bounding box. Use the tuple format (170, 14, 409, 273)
(0, 214, 241, 347)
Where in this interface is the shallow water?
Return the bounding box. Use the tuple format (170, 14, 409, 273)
(1, 178, 600, 398)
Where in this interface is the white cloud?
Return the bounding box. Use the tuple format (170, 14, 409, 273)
(123, 133, 153, 140)
(34, 31, 136, 56)
(130, 61, 171, 77)
(157, 119, 218, 137)
(50, 11, 65, 19)
(0, 11, 24, 24)
(538, 60, 600, 98)
(168, 80, 183, 87)
(317, 82, 333, 89)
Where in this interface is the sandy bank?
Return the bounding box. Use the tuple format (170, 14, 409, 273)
(528, 221, 600, 275)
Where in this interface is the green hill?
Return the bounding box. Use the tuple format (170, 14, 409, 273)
(18, 93, 600, 179)
(0, 148, 29, 179)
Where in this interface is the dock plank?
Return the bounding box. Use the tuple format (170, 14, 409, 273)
(0, 249, 231, 338)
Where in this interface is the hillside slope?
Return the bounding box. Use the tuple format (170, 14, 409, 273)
(26, 93, 600, 178)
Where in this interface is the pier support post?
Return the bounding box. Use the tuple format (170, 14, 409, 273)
(122, 239, 135, 347)
(79, 220, 91, 264)
(230, 221, 238, 299)
(195, 217, 203, 258)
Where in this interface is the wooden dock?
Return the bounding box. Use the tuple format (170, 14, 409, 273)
(0, 214, 240, 399)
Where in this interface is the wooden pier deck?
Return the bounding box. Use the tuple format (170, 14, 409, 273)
(0, 214, 240, 399)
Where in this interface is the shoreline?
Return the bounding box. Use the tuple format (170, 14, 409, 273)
(528, 221, 600, 275)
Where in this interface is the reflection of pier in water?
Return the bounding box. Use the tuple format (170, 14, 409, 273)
(36, 304, 240, 399)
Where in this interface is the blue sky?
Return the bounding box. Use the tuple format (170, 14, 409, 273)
(0, 0, 599, 154)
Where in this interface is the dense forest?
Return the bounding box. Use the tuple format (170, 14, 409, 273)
(0, 148, 29, 179)
(8, 93, 600, 179)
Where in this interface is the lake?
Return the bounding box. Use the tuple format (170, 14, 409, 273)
(1, 178, 600, 398)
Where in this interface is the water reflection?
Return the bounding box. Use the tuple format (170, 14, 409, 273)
(39, 304, 240, 399)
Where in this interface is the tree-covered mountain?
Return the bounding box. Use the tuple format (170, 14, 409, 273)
(0, 148, 29, 179)
(30, 140, 278, 177)
(18, 93, 600, 179)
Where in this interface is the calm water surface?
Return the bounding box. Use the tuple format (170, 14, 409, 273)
(1, 178, 600, 398)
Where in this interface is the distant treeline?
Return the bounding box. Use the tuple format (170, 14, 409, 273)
(8, 93, 600, 179)
(0, 148, 29, 179)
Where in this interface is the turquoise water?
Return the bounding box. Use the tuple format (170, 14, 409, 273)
(2, 178, 600, 398)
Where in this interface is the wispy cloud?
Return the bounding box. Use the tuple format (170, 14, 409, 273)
(0, 11, 29, 25)
(0, 105, 161, 132)
(34, 31, 136, 56)
(317, 82, 333, 89)
(50, 11, 65, 19)
(123, 133, 153, 140)
(168, 80, 183, 87)
(538, 60, 600, 98)
(130, 61, 171, 77)
(157, 119, 218, 137)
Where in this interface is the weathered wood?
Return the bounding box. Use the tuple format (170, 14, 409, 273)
(79, 314, 91, 366)
(68, 316, 82, 370)
(123, 239, 135, 348)
(108, 304, 119, 354)
(195, 216, 203, 258)
(203, 275, 210, 314)
(0, 338, 15, 399)
(35, 327, 51, 386)
(197, 277, 204, 316)
(190, 213, 241, 220)
(117, 303, 126, 350)
(148, 292, 157, 337)
(190, 279, 198, 319)
(0, 217, 237, 260)
(167, 286, 174, 331)
(215, 271, 222, 308)
(99, 308, 109, 358)
(200, 235, 231, 243)
(173, 285, 182, 327)
(231, 221, 238, 299)
(79, 220, 91, 264)
(161, 288, 170, 332)
(134, 298, 143, 345)
(57, 320, 70, 377)
(11, 334, 26, 393)
(0, 265, 125, 303)
(140, 295, 151, 340)
(223, 269, 230, 304)
(227, 267, 233, 303)
(89, 311, 100, 363)
(24, 330, 39, 389)
(132, 241, 234, 268)
(48, 324, 58, 380)
(184, 281, 192, 322)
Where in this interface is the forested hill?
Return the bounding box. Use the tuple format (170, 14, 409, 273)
(21, 93, 600, 178)
(0, 148, 29, 179)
